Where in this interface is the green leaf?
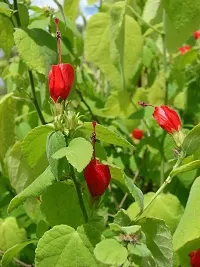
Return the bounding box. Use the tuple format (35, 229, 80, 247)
(88, 0, 98, 4)
(8, 167, 55, 213)
(79, 122, 134, 149)
(18, 3, 29, 27)
(40, 181, 84, 228)
(14, 28, 57, 75)
(0, 217, 27, 251)
(7, 141, 47, 193)
(0, 14, 14, 55)
(85, 7, 143, 88)
(52, 137, 93, 172)
(0, 93, 15, 160)
(1, 240, 36, 266)
(94, 239, 128, 266)
(113, 209, 131, 226)
(173, 176, 200, 266)
(125, 177, 144, 214)
(35, 224, 101, 267)
(170, 160, 200, 178)
(46, 131, 67, 181)
(110, 2, 126, 89)
(139, 218, 173, 267)
(106, 163, 127, 191)
(36, 220, 49, 239)
(142, 0, 162, 24)
(148, 72, 165, 105)
(128, 243, 151, 257)
(21, 124, 54, 168)
(182, 124, 200, 155)
(127, 193, 184, 233)
(0, 3, 11, 17)
(63, 0, 79, 22)
(163, 0, 200, 52)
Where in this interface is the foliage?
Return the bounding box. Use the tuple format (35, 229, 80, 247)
(0, 0, 200, 266)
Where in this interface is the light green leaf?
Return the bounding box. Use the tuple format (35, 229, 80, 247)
(94, 239, 128, 266)
(14, 28, 57, 75)
(173, 176, 200, 266)
(142, 0, 162, 24)
(148, 72, 165, 105)
(0, 93, 15, 160)
(35, 224, 101, 267)
(1, 240, 36, 266)
(139, 218, 173, 267)
(79, 122, 134, 149)
(127, 193, 184, 233)
(88, 0, 98, 4)
(125, 177, 144, 214)
(163, 0, 200, 52)
(21, 124, 54, 168)
(46, 131, 67, 181)
(63, 0, 79, 22)
(128, 243, 151, 258)
(52, 137, 93, 172)
(110, 2, 126, 89)
(40, 181, 84, 228)
(0, 3, 11, 17)
(85, 8, 143, 88)
(8, 167, 55, 213)
(0, 14, 14, 55)
(7, 141, 47, 193)
(182, 124, 200, 155)
(103, 90, 134, 118)
(0, 217, 27, 251)
(170, 160, 200, 178)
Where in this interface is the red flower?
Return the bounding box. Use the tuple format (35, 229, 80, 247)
(48, 63, 74, 102)
(153, 105, 181, 134)
(194, 30, 200, 39)
(132, 128, 144, 140)
(84, 159, 111, 197)
(179, 45, 191, 55)
(189, 249, 200, 267)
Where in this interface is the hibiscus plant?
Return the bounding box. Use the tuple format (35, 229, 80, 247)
(1, 1, 200, 267)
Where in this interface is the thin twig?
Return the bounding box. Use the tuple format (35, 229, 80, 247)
(135, 156, 183, 222)
(0, 250, 33, 267)
(76, 87, 100, 123)
(13, 0, 21, 27)
(162, 9, 168, 104)
(119, 149, 148, 209)
(128, 5, 163, 35)
(70, 165, 88, 222)
(28, 70, 46, 125)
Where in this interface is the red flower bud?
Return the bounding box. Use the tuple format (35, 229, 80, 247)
(194, 30, 200, 39)
(131, 128, 144, 140)
(189, 249, 200, 267)
(153, 105, 181, 134)
(48, 63, 74, 102)
(84, 159, 111, 197)
(178, 45, 191, 55)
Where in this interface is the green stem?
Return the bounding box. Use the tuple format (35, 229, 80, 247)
(128, 5, 163, 35)
(13, 0, 21, 27)
(28, 70, 46, 125)
(135, 156, 182, 222)
(162, 9, 168, 104)
(70, 165, 88, 223)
